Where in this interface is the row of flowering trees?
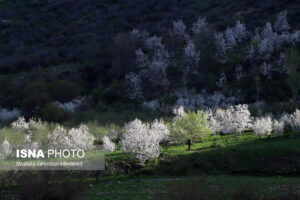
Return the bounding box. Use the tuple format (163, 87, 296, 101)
(120, 105, 300, 163)
(1, 106, 300, 163)
(0, 117, 96, 160)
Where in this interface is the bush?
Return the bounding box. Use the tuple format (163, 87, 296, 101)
(253, 116, 273, 138)
(289, 109, 300, 132)
(209, 104, 252, 136)
(121, 119, 168, 163)
(103, 135, 116, 153)
(169, 110, 211, 150)
(48, 124, 95, 151)
(0, 138, 13, 159)
(273, 119, 285, 136)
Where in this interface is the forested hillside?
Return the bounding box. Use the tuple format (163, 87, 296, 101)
(0, 0, 300, 121)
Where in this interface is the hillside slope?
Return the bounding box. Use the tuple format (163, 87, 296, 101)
(1, 0, 299, 74)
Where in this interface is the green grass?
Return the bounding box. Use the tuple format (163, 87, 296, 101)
(106, 132, 300, 175)
(84, 175, 300, 200)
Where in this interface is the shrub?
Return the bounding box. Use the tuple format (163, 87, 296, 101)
(289, 109, 300, 132)
(210, 104, 252, 135)
(253, 116, 273, 138)
(48, 126, 69, 149)
(11, 117, 46, 133)
(28, 117, 45, 130)
(121, 119, 165, 163)
(169, 110, 211, 150)
(150, 119, 170, 143)
(68, 124, 95, 151)
(273, 120, 285, 136)
(48, 124, 95, 151)
(0, 138, 12, 159)
(11, 116, 29, 132)
(103, 135, 115, 153)
(172, 106, 185, 116)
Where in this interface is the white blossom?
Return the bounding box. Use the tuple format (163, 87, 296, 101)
(136, 48, 149, 68)
(28, 118, 45, 130)
(68, 124, 95, 151)
(192, 17, 208, 34)
(290, 109, 300, 132)
(48, 125, 95, 151)
(274, 11, 290, 33)
(147, 49, 170, 87)
(279, 112, 291, 125)
(273, 119, 285, 136)
(225, 27, 237, 49)
(145, 36, 164, 51)
(210, 104, 252, 134)
(106, 130, 119, 142)
(0, 138, 12, 157)
(48, 126, 70, 149)
(253, 116, 273, 138)
(262, 22, 274, 39)
(257, 22, 278, 58)
(173, 89, 238, 110)
(214, 33, 227, 58)
(173, 106, 185, 117)
(103, 135, 115, 153)
(184, 40, 200, 67)
(233, 21, 247, 42)
(172, 20, 186, 37)
(11, 116, 29, 132)
(53, 97, 85, 113)
(258, 37, 275, 58)
(121, 119, 163, 163)
(150, 119, 170, 142)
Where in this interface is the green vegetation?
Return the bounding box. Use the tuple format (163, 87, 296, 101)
(106, 132, 300, 176)
(84, 175, 300, 200)
(169, 110, 212, 150)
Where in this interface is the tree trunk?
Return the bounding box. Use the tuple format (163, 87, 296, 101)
(187, 139, 191, 150)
